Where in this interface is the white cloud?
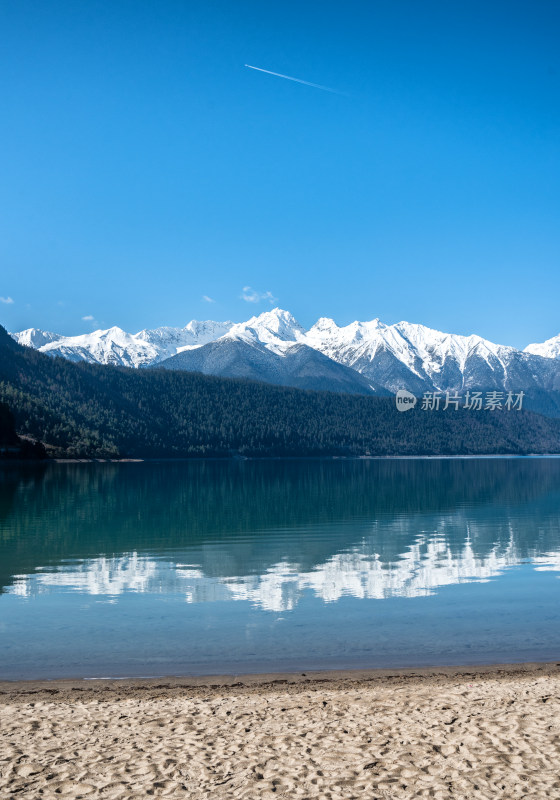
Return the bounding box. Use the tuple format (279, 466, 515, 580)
(0, 296, 14, 304)
(202, 295, 215, 303)
(82, 314, 95, 321)
(241, 286, 277, 304)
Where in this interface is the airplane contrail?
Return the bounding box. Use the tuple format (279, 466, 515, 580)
(244, 64, 343, 95)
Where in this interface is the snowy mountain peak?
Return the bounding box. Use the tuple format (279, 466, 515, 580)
(300, 316, 558, 395)
(12, 319, 235, 368)
(224, 308, 306, 352)
(392, 320, 516, 363)
(309, 317, 339, 333)
(525, 333, 560, 360)
(248, 307, 304, 334)
(135, 319, 233, 358)
(184, 319, 234, 337)
(36, 326, 157, 367)
(100, 326, 132, 341)
(12, 328, 62, 349)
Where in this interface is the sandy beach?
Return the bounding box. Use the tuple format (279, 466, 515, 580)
(1, 663, 559, 799)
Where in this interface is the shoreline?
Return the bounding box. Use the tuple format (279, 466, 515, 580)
(2, 660, 558, 701)
(3, 452, 560, 465)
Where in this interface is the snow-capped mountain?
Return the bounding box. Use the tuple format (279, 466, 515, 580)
(157, 308, 377, 393)
(10, 310, 560, 407)
(302, 317, 560, 396)
(223, 308, 306, 353)
(135, 319, 234, 360)
(12, 320, 233, 368)
(525, 333, 560, 360)
(14, 328, 63, 349)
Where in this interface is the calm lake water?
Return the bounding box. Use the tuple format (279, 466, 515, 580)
(1, 458, 560, 680)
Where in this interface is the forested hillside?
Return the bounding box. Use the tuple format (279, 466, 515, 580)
(1, 325, 560, 458)
(0, 400, 46, 459)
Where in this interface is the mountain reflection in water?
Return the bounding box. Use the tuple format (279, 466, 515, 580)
(1, 458, 560, 678)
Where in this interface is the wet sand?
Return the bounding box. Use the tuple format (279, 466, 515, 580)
(1, 662, 559, 799)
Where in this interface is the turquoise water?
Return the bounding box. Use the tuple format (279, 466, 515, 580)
(1, 458, 560, 680)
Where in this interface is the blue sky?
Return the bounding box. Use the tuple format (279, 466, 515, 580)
(1, 0, 559, 348)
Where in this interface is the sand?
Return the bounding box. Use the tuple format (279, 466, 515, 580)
(1, 663, 559, 799)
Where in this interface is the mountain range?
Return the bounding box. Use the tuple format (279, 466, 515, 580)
(11, 310, 560, 412)
(3, 323, 560, 458)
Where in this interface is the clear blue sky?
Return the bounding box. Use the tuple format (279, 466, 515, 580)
(1, 0, 559, 348)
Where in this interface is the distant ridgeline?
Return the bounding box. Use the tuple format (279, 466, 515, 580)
(1, 325, 560, 459)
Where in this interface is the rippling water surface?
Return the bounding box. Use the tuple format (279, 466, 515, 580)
(1, 458, 560, 679)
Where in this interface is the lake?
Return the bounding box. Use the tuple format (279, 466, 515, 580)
(1, 458, 560, 680)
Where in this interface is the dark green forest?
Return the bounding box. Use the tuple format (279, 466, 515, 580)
(0, 401, 19, 448)
(1, 325, 560, 458)
(0, 401, 46, 459)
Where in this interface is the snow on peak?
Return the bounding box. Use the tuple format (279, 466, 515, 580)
(248, 307, 305, 334)
(184, 319, 233, 336)
(524, 333, 560, 360)
(13, 320, 235, 367)
(11, 328, 62, 349)
(304, 316, 415, 371)
(309, 317, 339, 333)
(37, 326, 157, 367)
(11, 311, 560, 395)
(392, 321, 512, 364)
(136, 319, 234, 359)
(301, 316, 528, 390)
(224, 308, 306, 352)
